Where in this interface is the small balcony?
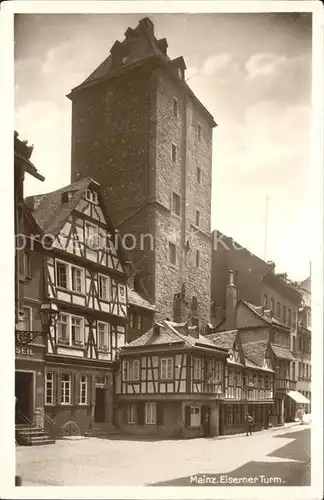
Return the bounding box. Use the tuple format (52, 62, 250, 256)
(275, 378, 297, 391)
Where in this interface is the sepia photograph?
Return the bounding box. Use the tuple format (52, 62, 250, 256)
(0, 1, 323, 499)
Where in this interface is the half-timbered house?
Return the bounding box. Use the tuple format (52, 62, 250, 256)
(115, 320, 228, 438)
(207, 330, 275, 435)
(26, 177, 129, 436)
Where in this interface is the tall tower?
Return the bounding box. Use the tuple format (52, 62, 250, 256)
(68, 17, 217, 329)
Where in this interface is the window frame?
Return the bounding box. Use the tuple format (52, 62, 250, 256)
(197, 124, 202, 142)
(168, 241, 177, 266)
(61, 373, 71, 405)
(127, 404, 136, 424)
(173, 97, 178, 118)
(195, 209, 200, 227)
(124, 359, 140, 381)
(97, 321, 110, 352)
(160, 358, 173, 380)
(190, 406, 201, 427)
(196, 166, 201, 184)
(80, 375, 88, 405)
(98, 273, 111, 301)
(56, 259, 85, 294)
(193, 357, 202, 380)
(171, 143, 177, 162)
(172, 192, 181, 217)
(45, 372, 54, 405)
(85, 189, 98, 204)
(71, 315, 84, 346)
(195, 249, 200, 268)
(22, 306, 32, 331)
(145, 402, 157, 424)
(57, 313, 85, 347)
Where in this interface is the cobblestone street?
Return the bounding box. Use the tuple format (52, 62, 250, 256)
(16, 424, 310, 487)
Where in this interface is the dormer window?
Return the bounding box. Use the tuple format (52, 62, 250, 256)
(122, 56, 129, 64)
(178, 67, 184, 80)
(85, 189, 98, 204)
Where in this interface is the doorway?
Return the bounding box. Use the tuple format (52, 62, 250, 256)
(201, 405, 211, 437)
(15, 371, 33, 423)
(94, 388, 105, 422)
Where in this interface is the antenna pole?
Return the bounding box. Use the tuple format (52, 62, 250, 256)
(264, 196, 269, 260)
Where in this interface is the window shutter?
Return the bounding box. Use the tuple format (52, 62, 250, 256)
(57, 372, 62, 405)
(185, 405, 191, 427)
(75, 373, 81, 405)
(137, 402, 145, 425)
(157, 402, 163, 426)
(52, 371, 57, 405)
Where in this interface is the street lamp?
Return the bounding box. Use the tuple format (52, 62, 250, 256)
(40, 301, 59, 328)
(15, 301, 59, 344)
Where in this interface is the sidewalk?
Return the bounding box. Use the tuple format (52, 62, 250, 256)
(216, 420, 310, 440)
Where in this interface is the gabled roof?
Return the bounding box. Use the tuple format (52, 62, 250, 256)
(25, 177, 92, 237)
(243, 340, 269, 368)
(123, 320, 227, 354)
(207, 330, 237, 350)
(242, 300, 290, 330)
(127, 287, 156, 312)
(271, 344, 294, 360)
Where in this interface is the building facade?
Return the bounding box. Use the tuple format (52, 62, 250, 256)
(24, 178, 129, 437)
(296, 275, 312, 413)
(115, 320, 228, 438)
(68, 17, 217, 330)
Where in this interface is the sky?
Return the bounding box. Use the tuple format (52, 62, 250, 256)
(14, 12, 312, 281)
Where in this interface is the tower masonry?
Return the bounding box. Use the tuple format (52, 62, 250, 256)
(68, 17, 217, 329)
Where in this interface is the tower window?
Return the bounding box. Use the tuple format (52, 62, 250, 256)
(197, 167, 201, 184)
(178, 67, 184, 80)
(173, 98, 178, 118)
(172, 192, 181, 217)
(197, 124, 202, 142)
(168, 242, 176, 266)
(171, 143, 177, 162)
(196, 250, 200, 268)
(195, 210, 200, 227)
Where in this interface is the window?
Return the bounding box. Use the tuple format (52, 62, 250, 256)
(22, 307, 32, 330)
(236, 370, 242, 387)
(61, 374, 71, 404)
(306, 364, 309, 379)
(282, 306, 287, 323)
(85, 222, 99, 248)
(190, 406, 201, 427)
(45, 372, 54, 405)
(136, 315, 143, 331)
(173, 98, 178, 118)
(71, 316, 84, 346)
(145, 402, 156, 424)
(168, 242, 176, 265)
(293, 311, 297, 329)
(191, 317, 199, 328)
(197, 124, 202, 142)
(71, 266, 83, 293)
(196, 250, 200, 268)
(129, 312, 136, 329)
(178, 67, 184, 80)
(171, 143, 177, 162)
(293, 336, 296, 352)
(292, 363, 295, 380)
(57, 261, 68, 288)
(99, 274, 110, 301)
(227, 405, 233, 426)
(193, 358, 202, 380)
(215, 361, 222, 381)
(287, 309, 291, 327)
(57, 313, 69, 344)
(85, 189, 98, 204)
(228, 369, 234, 386)
(298, 362, 301, 377)
(24, 252, 31, 278)
(172, 192, 181, 216)
(125, 360, 140, 381)
(195, 209, 200, 227)
(161, 358, 173, 380)
(263, 294, 268, 308)
(277, 302, 281, 319)
(197, 166, 201, 184)
(127, 404, 136, 424)
(97, 322, 109, 351)
(270, 298, 274, 314)
(80, 376, 87, 405)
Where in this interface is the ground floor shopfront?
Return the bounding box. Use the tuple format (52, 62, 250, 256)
(116, 397, 223, 439)
(220, 401, 274, 435)
(15, 342, 46, 427)
(43, 356, 116, 437)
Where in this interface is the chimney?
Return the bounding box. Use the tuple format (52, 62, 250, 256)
(173, 289, 188, 323)
(225, 270, 238, 330)
(153, 324, 160, 336)
(188, 325, 199, 339)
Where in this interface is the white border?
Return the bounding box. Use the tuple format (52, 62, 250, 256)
(0, 1, 323, 500)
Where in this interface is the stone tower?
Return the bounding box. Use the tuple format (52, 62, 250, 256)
(68, 17, 217, 329)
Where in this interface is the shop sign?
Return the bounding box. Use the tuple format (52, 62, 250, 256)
(16, 346, 33, 356)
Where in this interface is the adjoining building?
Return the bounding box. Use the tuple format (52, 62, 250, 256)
(21, 178, 129, 438)
(296, 273, 312, 413)
(67, 17, 217, 330)
(115, 320, 228, 438)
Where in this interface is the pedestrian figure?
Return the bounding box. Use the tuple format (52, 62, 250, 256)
(245, 413, 253, 436)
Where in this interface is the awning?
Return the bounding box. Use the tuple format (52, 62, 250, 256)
(287, 390, 310, 404)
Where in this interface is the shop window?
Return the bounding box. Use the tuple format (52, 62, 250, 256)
(227, 405, 233, 426)
(234, 406, 242, 425)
